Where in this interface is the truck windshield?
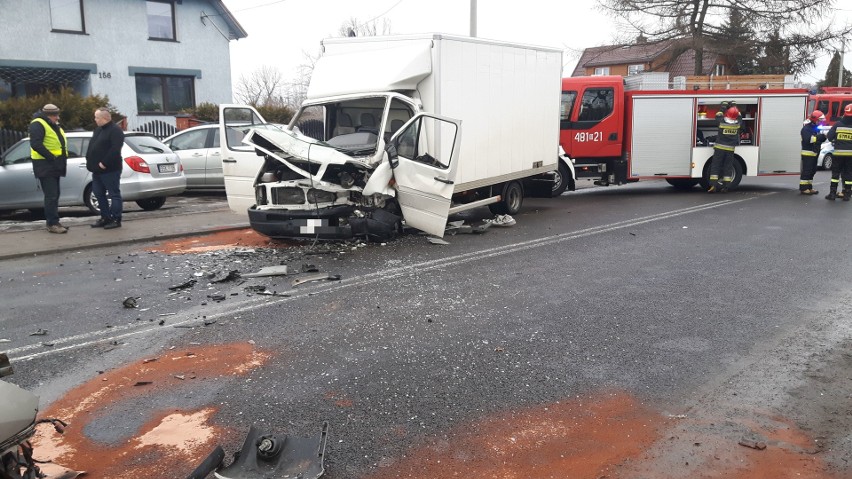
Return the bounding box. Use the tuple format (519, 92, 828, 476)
(290, 96, 414, 157)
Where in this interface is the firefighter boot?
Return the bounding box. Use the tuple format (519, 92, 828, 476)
(844, 190, 851, 202)
(825, 189, 837, 201)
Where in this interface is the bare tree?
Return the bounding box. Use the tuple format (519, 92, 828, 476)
(283, 18, 393, 109)
(234, 65, 286, 106)
(597, 0, 852, 76)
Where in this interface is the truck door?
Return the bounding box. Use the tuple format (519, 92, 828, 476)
(758, 96, 805, 174)
(219, 105, 266, 213)
(388, 113, 461, 237)
(565, 86, 622, 159)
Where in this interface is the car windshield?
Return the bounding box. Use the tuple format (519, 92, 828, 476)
(124, 136, 172, 154)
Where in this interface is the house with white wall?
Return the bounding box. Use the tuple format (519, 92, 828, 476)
(0, 0, 246, 132)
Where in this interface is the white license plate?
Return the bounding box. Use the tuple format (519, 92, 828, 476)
(158, 164, 176, 173)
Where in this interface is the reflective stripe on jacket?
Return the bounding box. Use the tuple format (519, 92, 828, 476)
(30, 117, 67, 160)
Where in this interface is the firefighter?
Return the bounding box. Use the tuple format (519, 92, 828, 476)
(825, 103, 852, 201)
(707, 101, 742, 193)
(799, 110, 826, 195)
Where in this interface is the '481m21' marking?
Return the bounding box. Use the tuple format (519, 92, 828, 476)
(575, 131, 603, 142)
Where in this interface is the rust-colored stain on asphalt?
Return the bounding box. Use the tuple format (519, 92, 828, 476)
(31, 343, 270, 478)
(368, 392, 661, 479)
(147, 228, 294, 253)
(366, 393, 842, 479)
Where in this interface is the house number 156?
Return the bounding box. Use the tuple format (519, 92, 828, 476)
(98, 72, 112, 79)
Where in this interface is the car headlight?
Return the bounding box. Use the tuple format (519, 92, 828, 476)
(306, 188, 337, 204)
(255, 185, 267, 205)
(271, 187, 305, 205)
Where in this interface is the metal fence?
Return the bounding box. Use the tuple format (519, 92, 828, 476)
(0, 128, 27, 155)
(133, 120, 177, 139)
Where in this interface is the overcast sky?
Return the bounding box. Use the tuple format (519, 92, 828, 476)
(220, 0, 852, 89)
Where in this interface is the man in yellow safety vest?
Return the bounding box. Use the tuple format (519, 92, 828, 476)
(29, 103, 68, 233)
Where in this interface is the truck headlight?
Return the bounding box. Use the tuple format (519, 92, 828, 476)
(255, 185, 267, 205)
(270, 187, 305, 205)
(306, 188, 336, 204)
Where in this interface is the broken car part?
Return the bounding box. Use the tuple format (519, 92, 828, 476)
(188, 423, 328, 479)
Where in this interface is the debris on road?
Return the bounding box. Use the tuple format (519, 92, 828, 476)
(168, 278, 197, 291)
(210, 270, 241, 283)
(738, 438, 767, 450)
(242, 265, 289, 278)
(301, 263, 319, 273)
(292, 273, 341, 287)
(30, 328, 49, 336)
(142, 358, 159, 364)
(427, 236, 450, 245)
(133, 381, 153, 386)
(194, 422, 329, 479)
(122, 297, 139, 309)
(484, 214, 516, 227)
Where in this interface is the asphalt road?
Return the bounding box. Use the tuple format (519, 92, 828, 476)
(1, 176, 850, 478)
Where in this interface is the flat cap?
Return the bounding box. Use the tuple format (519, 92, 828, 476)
(42, 104, 61, 114)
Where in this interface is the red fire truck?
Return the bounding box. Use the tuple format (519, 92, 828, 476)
(552, 76, 809, 193)
(808, 87, 852, 126)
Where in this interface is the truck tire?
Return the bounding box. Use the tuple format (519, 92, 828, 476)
(666, 178, 700, 190)
(551, 160, 571, 197)
(699, 157, 744, 190)
(489, 180, 524, 215)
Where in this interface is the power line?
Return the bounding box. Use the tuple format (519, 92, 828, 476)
(357, 0, 405, 29)
(229, 0, 288, 14)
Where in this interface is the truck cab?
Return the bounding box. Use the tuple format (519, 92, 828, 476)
(559, 76, 625, 180)
(808, 87, 852, 126)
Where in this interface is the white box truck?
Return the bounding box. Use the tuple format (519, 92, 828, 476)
(219, 34, 563, 239)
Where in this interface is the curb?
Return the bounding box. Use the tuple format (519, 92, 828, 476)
(0, 223, 251, 261)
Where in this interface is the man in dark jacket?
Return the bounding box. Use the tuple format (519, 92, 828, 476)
(825, 104, 852, 201)
(29, 103, 68, 234)
(86, 107, 125, 228)
(707, 101, 743, 193)
(799, 110, 826, 195)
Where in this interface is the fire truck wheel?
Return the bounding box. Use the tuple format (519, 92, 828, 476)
(551, 161, 571, 197)
(665, 179, 700, 190)
(699, 158, 743, 190)
(489, 181, 524, 215)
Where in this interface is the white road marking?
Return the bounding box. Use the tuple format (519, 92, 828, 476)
(11, 195, 764, 362)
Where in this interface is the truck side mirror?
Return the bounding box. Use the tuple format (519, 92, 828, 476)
(385, 142, 399, 168)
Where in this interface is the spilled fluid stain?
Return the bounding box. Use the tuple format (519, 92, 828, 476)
(146, 228, 295, 254)
(31, 343, 270, 478)
(365, 392, 843, 479)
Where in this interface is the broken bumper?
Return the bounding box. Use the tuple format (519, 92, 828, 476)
(248, 206, 400, 241)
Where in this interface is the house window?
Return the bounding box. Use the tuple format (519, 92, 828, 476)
(147, 0, 175, 40)
(50, 0, 85, 33)
(135, 74, 194, 113)
(713, 64, 726, 76)
(628, 64, 645, 76)
(593, 67, 610, 76)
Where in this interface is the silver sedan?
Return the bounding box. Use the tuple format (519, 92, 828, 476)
(0, 131, 186, 214)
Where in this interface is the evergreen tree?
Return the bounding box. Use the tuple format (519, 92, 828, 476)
(817, 51, 852, 89)
(717, 9, 757, 75)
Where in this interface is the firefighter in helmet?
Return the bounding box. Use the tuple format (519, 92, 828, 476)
(708, 101, 743, 193)
(825, 103, 852, 201)
(799, 110, 826, 195)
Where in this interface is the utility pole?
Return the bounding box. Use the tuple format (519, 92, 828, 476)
(839, 38, 846, 87)
(470, 0, 477, 38)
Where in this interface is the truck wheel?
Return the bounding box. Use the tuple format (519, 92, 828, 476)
(551, 161, 571, 197)
(700, 158, 744, 190)
(489, 181, 524, 215)
(665, 178, 699, 190)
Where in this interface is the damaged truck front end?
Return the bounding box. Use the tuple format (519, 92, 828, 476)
(237, 94, 409, 241)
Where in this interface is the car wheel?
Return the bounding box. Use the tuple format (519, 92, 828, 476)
(551, 160, 571, 197)
(84, 185, 103, 214)
(489, 181, 524, 215)
(136, 197, 167, 211)
(823, 153, 833, 171)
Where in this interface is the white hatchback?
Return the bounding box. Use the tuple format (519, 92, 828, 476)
(0, 131, 186, 214)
